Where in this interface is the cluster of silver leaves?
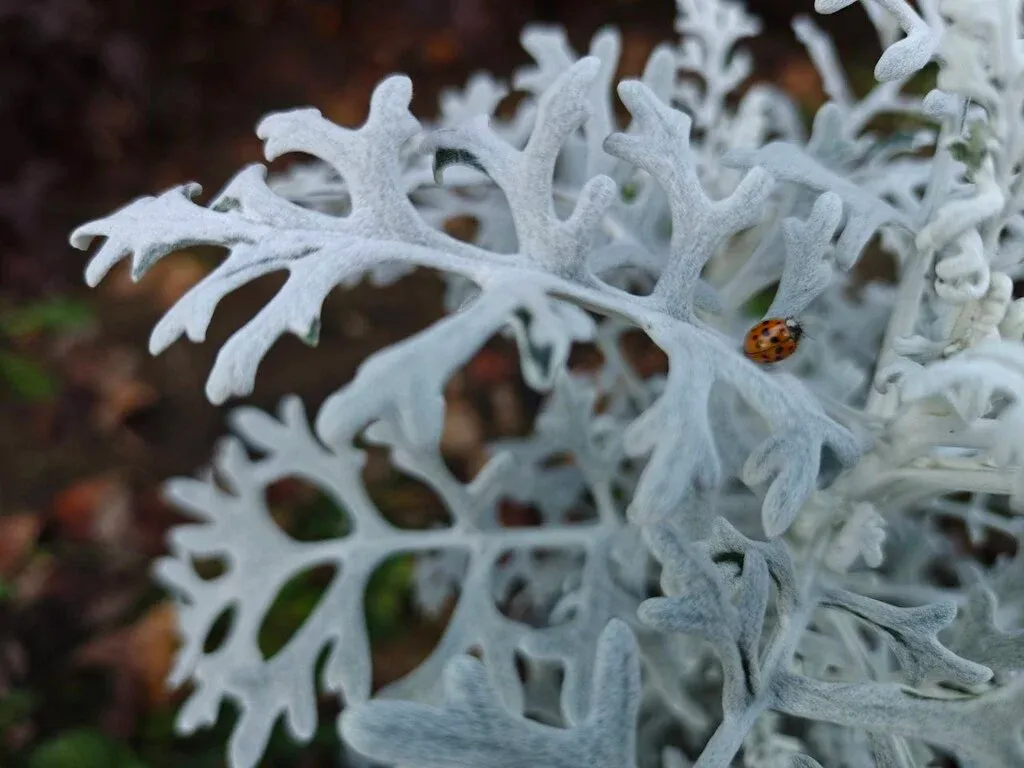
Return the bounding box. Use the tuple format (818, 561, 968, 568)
(71, 0, 1024, 766)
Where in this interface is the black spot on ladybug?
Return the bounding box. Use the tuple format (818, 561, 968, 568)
(762, 328, 771, 336)
(770, 336, 779, 343)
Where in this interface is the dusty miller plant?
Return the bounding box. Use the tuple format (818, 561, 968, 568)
(71, 0, 1024, 765)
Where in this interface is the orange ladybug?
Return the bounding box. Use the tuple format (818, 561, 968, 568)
(743, 317, 803, 364)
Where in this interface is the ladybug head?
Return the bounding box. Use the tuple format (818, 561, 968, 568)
(785, 317, 804, 340)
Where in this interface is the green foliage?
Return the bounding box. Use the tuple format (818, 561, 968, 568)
(0, 298, 94, 338)
(259, 567, 335, 659)
(290, 491, 352, 540)
(134, 697, 339, 767)
(28, 730, 146, 768)
(0, 689, 37, 737)
(0, 297, 94, 401)
(0, 350, 57, 402)
(365, 555, 414, 641)
(135, 708, 235, 768)
(744, 284, 777, 318)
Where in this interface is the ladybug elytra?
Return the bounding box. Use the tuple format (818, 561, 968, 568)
(743, 317, 803, 364)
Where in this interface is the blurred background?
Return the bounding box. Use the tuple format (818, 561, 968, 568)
(0, 1, 874, 765)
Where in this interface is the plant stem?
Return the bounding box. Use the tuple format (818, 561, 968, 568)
(693, 706, 765, 768)
(866, 98, 968, 418)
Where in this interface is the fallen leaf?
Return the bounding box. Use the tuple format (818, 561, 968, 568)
(778, 55, 825, 109)
(443, 214, 479, 243)
(422, 32, 460, 65)
(372, 613, 450, 689)
(323, 77, 376, 126)
(128, 603, 179, 708)
(58, 342, 159, 433)
(490, 382, 525, 435)
(150, 254, 210, 310)
(465, 347, 517, 388)
(93, 377, 159, 434)
(619, 32, 660, 78)
(498, 499, 541, 528)
(51, 474, 133, 545)
(11, 554, 56, 604)
(440, 397, 483, 459)
(0, 514, 41, 580)
(100, 252, 208, 310)
(266, 477, 322, 508)
(75, 602, 179, 710)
